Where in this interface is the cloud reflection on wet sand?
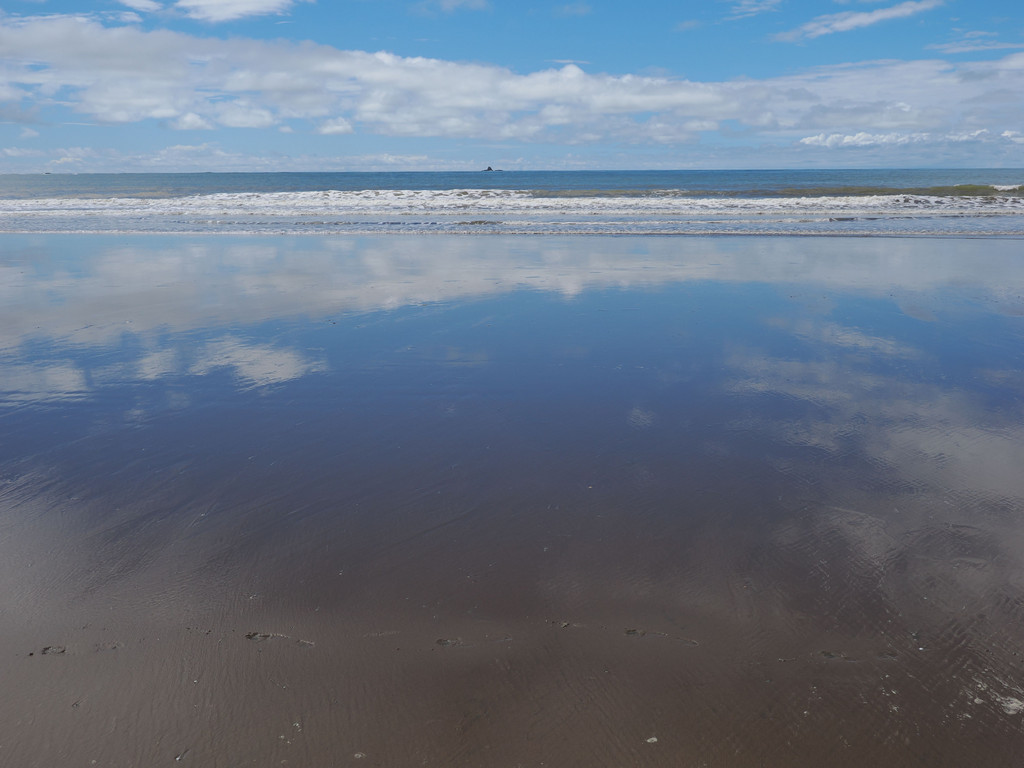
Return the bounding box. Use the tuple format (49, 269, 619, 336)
(1, 234, 1023, 766)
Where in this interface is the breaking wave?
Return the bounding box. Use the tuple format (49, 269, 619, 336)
(2, 187, 1023, 236)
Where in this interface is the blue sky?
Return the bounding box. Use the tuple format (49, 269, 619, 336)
(1, 0, 1023, 171)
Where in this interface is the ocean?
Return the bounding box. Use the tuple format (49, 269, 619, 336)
(1, 168, 1023, 235)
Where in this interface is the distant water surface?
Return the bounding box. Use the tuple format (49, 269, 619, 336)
(2, 234, 1024, 766)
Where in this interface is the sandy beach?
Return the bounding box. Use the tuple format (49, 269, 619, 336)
(2, 234, 1024, 766)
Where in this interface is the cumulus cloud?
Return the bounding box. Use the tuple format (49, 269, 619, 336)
(173, 112, 213, 129)
(317, 117, 353, 135)
(777, 0, 942, 42)
(0, 13, 1023, 159)
(0, 15, 740, 139)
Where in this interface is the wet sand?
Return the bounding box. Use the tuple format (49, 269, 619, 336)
(2, 235, 1024, 766)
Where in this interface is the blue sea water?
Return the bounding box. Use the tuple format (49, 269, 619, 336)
(0, 169, 1022, 235)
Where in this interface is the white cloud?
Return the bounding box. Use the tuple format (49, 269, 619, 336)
(800, 131, 932, 147)
(0, 13, 1023, 160)
(51, 146, 102, 165)
(215, 100, 276, 128)
(928, 32, 1024, 55)
(175, 0, 301, 22)
(145, 141, 250, 166)
(777, 0, 943, 42)
(800, 129, 992, 148)
(2, 146, 44, 157)
(317, 117, 353, 135)
(173, 112, 213, 129)
(121, 0, 162, 11)
(932, 41, 1024, 54)
(728, 0, 781, 20)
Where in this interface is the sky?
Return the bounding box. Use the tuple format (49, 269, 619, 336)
(1, 0, 1023, 171)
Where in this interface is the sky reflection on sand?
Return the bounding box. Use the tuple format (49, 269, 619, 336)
(2, 234, 1023, 398)
(2, 234, 1024, 766)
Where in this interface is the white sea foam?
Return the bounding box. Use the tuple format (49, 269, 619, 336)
(1, 189, 1023, 235)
